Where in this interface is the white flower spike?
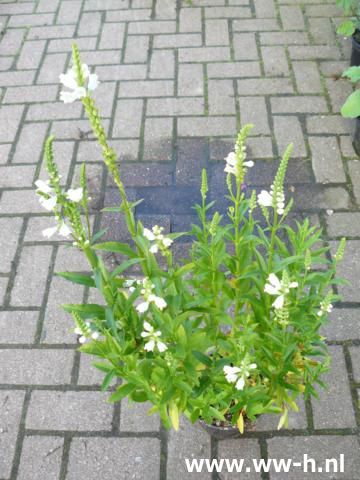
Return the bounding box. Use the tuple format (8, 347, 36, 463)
(39, 195, 57, 211)
(66, 187, 83, 203)
(141, 321, 167, 353)
(264, 273, 298, 310)
(35, 180, 53, 194)
(60, 63, 99, 104)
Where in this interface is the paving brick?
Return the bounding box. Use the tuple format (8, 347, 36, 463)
(0, 391, 25, 478)
(48, 37, 98, 52)
(330, 240, 360, 303)
(28, 25, 76, 39)
(178, 116, 237, 137)
(254, 0, 276, 17)
(179, 7, 202, 32)
(0, 3, 33, 14)
(27, 391, 113, 430)
(313, 345, 356, 429)
(0, 217, 22, 273)
(262, 45, 289, 77)
(11, 245, 52, 307)
(309, 17, 336, 45)
(50, 118, 110, 140)
(84, 0, 129, 9)
(270, 96, 328, 114)
(0, 190, 46, 214)
(319, 60, 349, 77)
(113, 163, 172, 187)
(67, 437, 161, 479)
(292, 186, 350, 211)
(91, 81, 116, 117)
(208, 79, 235, 114)
(178, 63, 203, 96)
(349, 347, 360, 382)
(217, 438, 262, 479)
(0, 105, 24, 142)
(124, 35, 149, 63)
(293, 61, 323, 93)
(233, 33, 258, 60)
(167, 418, 211, 479)
(176, 138, 206, 186)
(155, 0, 176, 19)
(95, 64, 147, 81)
(77, 353, 111, 386)
(0, 69, 36, 86)
(17, 436, 63, 480)
(179, 46, 230, 62)
(106, 9, 152, 21)
(119, 79, 173, 98)
(309, 136, 346, 183)
(143, 117, 173, 161)
(0, 57, 14, 71)
(0, 144, 12, 164)
(325, 77, 353, 113)
(150, 49, 174, 79)
(274, 116, 306, 157)
(147, 97, 204, 116)
(3, 85, 58, 104)
(37, 0, 61, 12)
(306, 115, 350, 135)
(289, 45, 341, 60)
(36, 53, 67, 84)
(267, 435, 360, 479)
(17, 39, 46, 70)
(0, 29, 26, 55)
(260, 32, 308, 45)
(321, 309, 360, 341)
(120, 399, 160, 431)
(99, 22, 125, 49)
(155, 33, 202, 48)
(233, 18, 279, 31)
(129, 20, 176, 34)
(207, 61, 261, 78)
(0, 349, 73, 384)
(0, 310, 38, 344)
(280, 5, 305, 30)
(8, 13, 54, 27)
(78, 11, 102, 36)
(112, 99, 143, 138)
(348, 160, 360, 204)
(205, 19, 229, 46)
(306, 4, 342, 17)
(246, 136, 274, 158)
(57, 0, 81, 24)
(239, 97, 269, 135)
(205, 6, 251, 18)
(237, 78, 293, 95)
(27, 102, 82, 121)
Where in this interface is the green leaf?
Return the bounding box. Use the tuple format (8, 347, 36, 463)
(336, 20, 355, 36)
(56, 271, 95, 287)
(90, 228, 108, 244)
(341, 90, 360, 118)
(62, 303, 105, 319)
(101, 370, 115, 392)
(93, 241, 138, 258)
(192, 350, 212, 367)
(109, 383, 135, 402)
(342, 66, 360, 83)
(111, 258, 144, 277)
(169, 400, 180, 431)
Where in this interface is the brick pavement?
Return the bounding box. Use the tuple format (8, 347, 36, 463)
(0, 0, 360, 478)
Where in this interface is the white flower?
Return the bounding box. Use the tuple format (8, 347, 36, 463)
(60, 69, 78, 90)
(39, 195, 57, 211)
(66, 187, 83, 202)
(141, 321, 167, 352)
(144, 339, 155, 351)
(224, 365, 241, 383)
(74, 327, 82, 335)
(42, 226, 58, 239)
(264, 273, 298, 310)
(149, 244, 158, 254)
(149, 294, 167, 310)
(162, 237, 173, 248)
(143, 228, 156, 241)
(91, 331, 99, 340)
(60, 64, 99, 104)
(136, 301, 149, 313)
(244, 160, 254, 168)
(79, 336, 86, 344)
(224, 151, 253, 178)
(58, 223, 71, 237)
(88, 73, 99, 91)
(258, 190, 273, 207)
(35, 180, 52, 194)
(60, 87, 86, 104)
(236, 377, 245, 390)
(157, 341, 168, 352)
(124, 279, 136, 288)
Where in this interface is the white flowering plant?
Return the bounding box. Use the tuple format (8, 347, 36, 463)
(37, 45, 347, 433)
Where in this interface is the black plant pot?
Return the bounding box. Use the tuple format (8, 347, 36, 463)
(350, 31, 360, 66)
(352, 117, 360, 156)
(198, 419, 241, 440)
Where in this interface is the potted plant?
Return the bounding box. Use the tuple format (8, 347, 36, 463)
(336, 0, 360, 66)
(35, 45, 347, 436)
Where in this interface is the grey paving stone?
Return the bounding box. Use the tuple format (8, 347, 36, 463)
(0, 217, 22, 273)
(0, 349, 73, 384)
(233, 18, 279, 31)
(48, 37, 98, 52)
(149, 49, 175, 79)
(178, 116, 237, 137)
(349, 346, 360, 382)
(267, 435, 360, 479)
(206, 18, 229, 46)
(293, 61, 323, 94)
(84, 0, 129, 9)
(292, 185, 350, 211)
(327, 212, 360, 236)
(274, 116, 306, 158)
(112, 98, 143, 138)
(270, 96, 328, 114)
(111, 163, 172, 187)
(0, 310, 38, 344)
(3, 85, 58, 104)
(237, 78, 293, 95)
(36, 53, 67, 84)
(77, 353, 111, 386)
(143, 117, 173, 161)
(239, 97, 270, 135)
(254, 0, 276, 17)
(67, 437, 161, 480)
(17, 39, 47, 70)
(95, 64, 147, 81)
(118, 80, 174, 98)
(99, 22, 125, 49)
(233, 33, 259, 60)
(262, 45, 289, 77)
(0, 105, 24, 142)
(17, 436, 63, 480)
(0, 164, 36, 188)
(0, 391, 25, 478)
(8, 13, 54, 27)
(78, 11, 102, 36)
(176, 138, 206, 186)
(205, 6, 251, 18)
(309, 136, 346, 183)
(321, 309, 360, 341)
(0, 144, 12, 163)
(280, 5, 305, 30)
(207, 61, 261, 78)
(28, 25, 76, 40)
(217, 438, 262, 479)
(330, 240, 360, 303)
(312, 345, 356, 429)
(147, 97, 204, 116)
(289, 45, 341, 60)
(307, 115, 350, 135)
(11, 245, 53, 307)
(167, 417, 211, 479)
(178, 63, 203, 96)
(37, 0, 60, 12)
(129, 20, 176, 34)
(208, 79, 236, 114)
(348, 160, 360, 204)
(180, 7, 202, 32)
(0, 70, 36, 86)
(12, 122, 47, 163)
(0, 29, 26, 55)
(0, 190, 46, 214)
(27, 391, 113, 430)
(155, 0, 176, 19)
(120, 398, 160, 432)
(309, 17, 336, 45)
(57, 0, 81, 24)
(179, 46, 231, 62)
(124, 35, 149, 63)
(106, 9, 152, 21)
